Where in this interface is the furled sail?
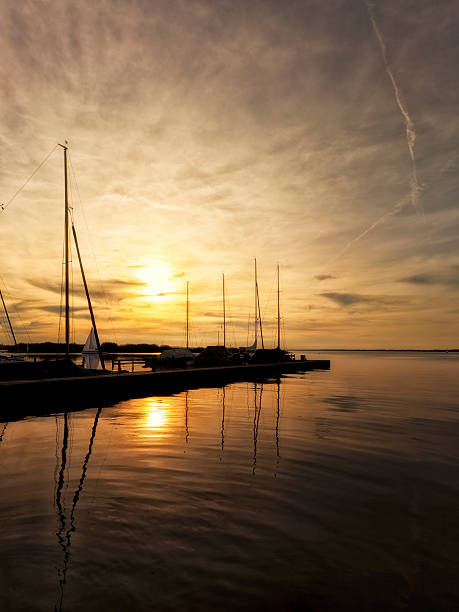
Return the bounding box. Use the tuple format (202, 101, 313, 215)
(82, 328, 99, 369)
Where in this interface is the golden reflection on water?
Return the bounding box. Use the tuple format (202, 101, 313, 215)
(143, 398, 170, 434)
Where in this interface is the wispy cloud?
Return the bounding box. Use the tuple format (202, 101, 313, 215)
(333, 195, 410, 260)
(365, 1, 423, 217)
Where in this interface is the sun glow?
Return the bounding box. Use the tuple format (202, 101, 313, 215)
(137, 260, 176, 301)
(143, 399, 169, 432)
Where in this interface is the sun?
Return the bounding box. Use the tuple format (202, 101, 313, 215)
(137, 260, 176, 300)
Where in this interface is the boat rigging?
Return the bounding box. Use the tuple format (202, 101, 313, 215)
(58, 142, 105, 370)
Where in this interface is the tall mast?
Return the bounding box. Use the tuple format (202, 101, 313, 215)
(277, 263, 280, 349)
(59, 142, 70, 359)
(255, 259, 264, 349)
(222, 273, 226, 348)
(186, 281, 189, 350)
(254, 259, 258, 348)
(71, 224, 106, 370)
(0, 289, 17, 349)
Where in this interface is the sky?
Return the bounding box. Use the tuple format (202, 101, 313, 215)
(1, 0, 458, 349)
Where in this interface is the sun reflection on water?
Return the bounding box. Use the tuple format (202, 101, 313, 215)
(143, 399, 170, 434)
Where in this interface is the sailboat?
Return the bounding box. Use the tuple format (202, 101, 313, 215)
(157, 281, 194, 366)
(194, 273, 234, 367)
(250, 263, 292, 364)
(240, 258, 264, 355)
(82, 328, 99, 369)
(59, 143, 106, 371)
(1, 143, 107, 378)
(0, 289, 25, 364)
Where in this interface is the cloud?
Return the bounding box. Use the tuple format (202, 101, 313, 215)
(25, 279, 61, 295)
(400, 274, 434, 285)
(320, 292, 371, 307)
(25, 277, 144, 299)
(399, 266, 459, 290)
(320, 292, 406, 310)
(153, 291, 182, 297)
(314, 274, 336, 281)
(38, 305, 87, 314)
(365, 1, 423, 217)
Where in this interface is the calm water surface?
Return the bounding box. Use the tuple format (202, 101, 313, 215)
(1, 352, 458, 611)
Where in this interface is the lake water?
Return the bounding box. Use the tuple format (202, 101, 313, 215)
(1, 352, 458, 611)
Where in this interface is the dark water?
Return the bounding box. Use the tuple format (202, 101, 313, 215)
(1, 352, 458, 611)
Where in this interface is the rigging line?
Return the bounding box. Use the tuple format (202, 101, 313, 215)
(262, 271, 276, 348)
(68, 156, 119, 345)
(0, 310, 9, 341)
(57, 240, 65, 349)
(0, 278, 32, 350)
(7, 303, 32, 349)
(68, 188, 75, 347)
(0, 280, 17, 346)
(1, 145, 58, 214)
(70, 237, 75, 346)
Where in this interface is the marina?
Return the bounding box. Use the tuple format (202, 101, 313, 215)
(1, 1, 458, 609)
(0, 358, 330, 417)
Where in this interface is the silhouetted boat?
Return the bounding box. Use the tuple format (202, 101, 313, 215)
(249, 263, 292, 363)
(239, 258, 261, 355)
(0, 144, 106, 380)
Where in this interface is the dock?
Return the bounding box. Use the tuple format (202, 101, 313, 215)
(0, 359, 330, 419)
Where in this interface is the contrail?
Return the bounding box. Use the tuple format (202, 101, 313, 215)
(331, 195, 410, 263)
(365, 1, 423, 216)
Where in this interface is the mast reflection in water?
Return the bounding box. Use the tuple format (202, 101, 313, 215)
(54, 407, 103, 611)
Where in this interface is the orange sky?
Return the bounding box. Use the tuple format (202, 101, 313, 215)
(1, 1, 458, 349)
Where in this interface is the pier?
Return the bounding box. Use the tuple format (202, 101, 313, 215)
(0, 359, 329, 418)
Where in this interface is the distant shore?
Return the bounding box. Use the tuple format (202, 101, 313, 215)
(1, 343, 457, 354)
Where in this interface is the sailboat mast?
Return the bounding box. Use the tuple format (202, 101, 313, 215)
(186, 281, 189, 350)
(0, 289, 18, 349)
(277, 263, 280, 349)
(254, 259, 258, 348)
(58, 143, 70, 359)
(255, 259, 264, 349)
(71, 224, 106, 370)
(222, 273, 226, 348)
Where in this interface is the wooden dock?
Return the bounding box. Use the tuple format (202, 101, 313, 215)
(0, 359, 330, 419)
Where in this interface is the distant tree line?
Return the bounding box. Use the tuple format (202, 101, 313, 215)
(0, 341, 205, 353)
(0, 341, 170, 353)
